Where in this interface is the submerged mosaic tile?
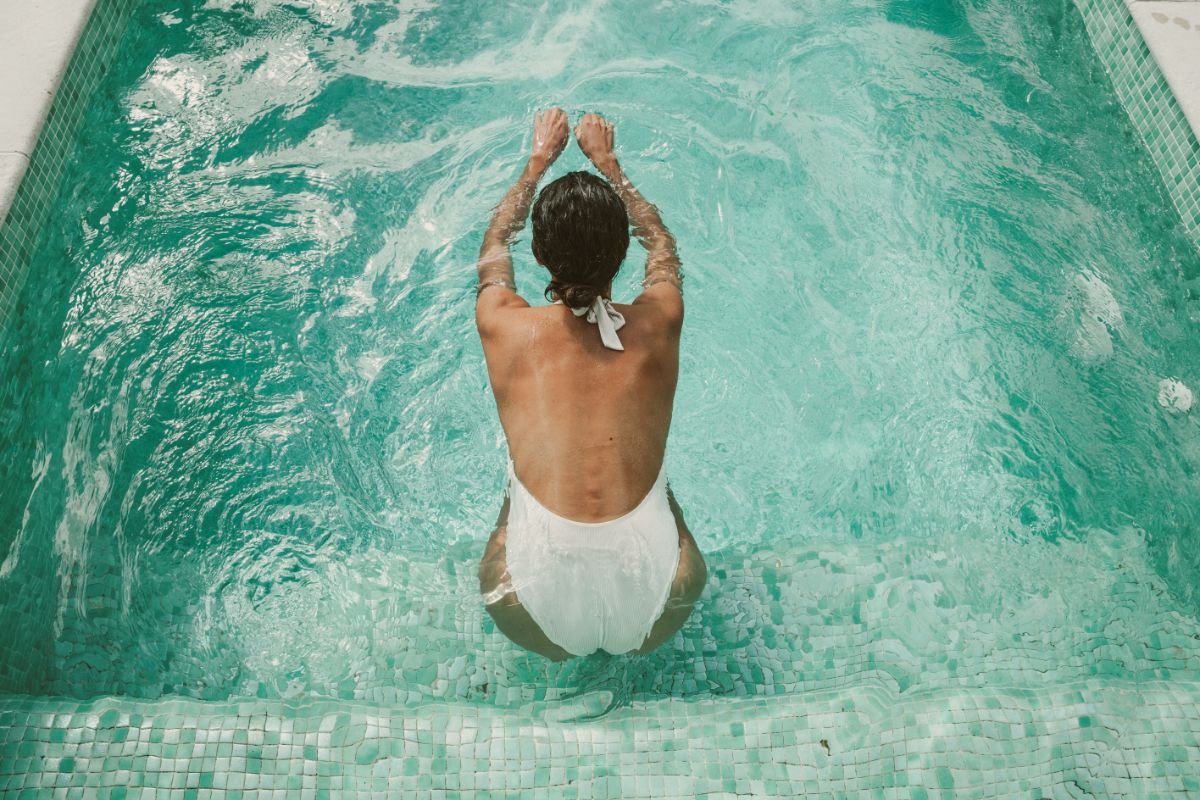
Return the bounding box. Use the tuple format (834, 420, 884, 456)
(3, 530, 1200, 797)
(0, 0, 141, 693)
(0, 0, 139, 335)
(18, 531, 1200, 707)
(1073, 0, 1200, 244)
(2, 677, 1199, 799)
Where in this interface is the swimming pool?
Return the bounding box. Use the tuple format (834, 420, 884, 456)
(2, 0, 1200, 795)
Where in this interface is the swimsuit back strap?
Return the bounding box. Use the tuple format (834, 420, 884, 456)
(561, 296, 625, 351)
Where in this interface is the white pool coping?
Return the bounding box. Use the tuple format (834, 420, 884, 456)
(0, 0, 98, 224)
(1130, 1, 1200, 137)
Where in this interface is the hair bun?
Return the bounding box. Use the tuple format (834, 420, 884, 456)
(546, 281, 601, 309)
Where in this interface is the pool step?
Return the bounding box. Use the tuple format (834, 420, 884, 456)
(3, 528, 1200, 796)
(2, 673, 1200, 797)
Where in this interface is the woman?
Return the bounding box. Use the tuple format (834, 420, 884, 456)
(475, 108, 707, 661)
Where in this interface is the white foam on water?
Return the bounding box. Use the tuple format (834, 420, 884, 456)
(1158, 377, 1195, 413)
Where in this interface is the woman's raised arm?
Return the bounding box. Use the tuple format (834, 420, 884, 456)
(475, 108, 568, 323)
(574, 113, 683, 299)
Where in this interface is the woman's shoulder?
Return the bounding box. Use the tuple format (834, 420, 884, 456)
(629, 282, 683, 333)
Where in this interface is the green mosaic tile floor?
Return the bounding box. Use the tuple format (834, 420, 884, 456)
(5, 531, 1200, 796)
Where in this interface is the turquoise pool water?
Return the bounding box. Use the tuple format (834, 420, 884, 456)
(3, 0, 1200, 796)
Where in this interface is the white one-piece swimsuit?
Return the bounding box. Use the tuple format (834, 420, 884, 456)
(499, 295, 681, 657)
(503, 456, 681, 657)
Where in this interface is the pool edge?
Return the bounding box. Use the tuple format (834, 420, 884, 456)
(0, 0, 98, 222)
(0, 0, 138, 337)
(1073, 0, 1200, 247)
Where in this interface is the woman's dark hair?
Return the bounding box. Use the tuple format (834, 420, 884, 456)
(531, 171, 630, 308)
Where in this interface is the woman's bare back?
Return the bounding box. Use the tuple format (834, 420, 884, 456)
(478, 296, 681, 521)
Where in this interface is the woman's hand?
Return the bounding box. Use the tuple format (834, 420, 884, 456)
(574, 112, 616, 171)
(530, 108, 569, 169)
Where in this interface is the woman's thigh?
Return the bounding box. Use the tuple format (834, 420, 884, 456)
(478, 520, 574, 662)
(634, 486, 708, 654)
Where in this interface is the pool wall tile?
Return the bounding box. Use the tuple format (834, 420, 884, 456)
(0, 0, 141, 691)
(0, 0, 139, 336)
(1073, 0, 1200, 240)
